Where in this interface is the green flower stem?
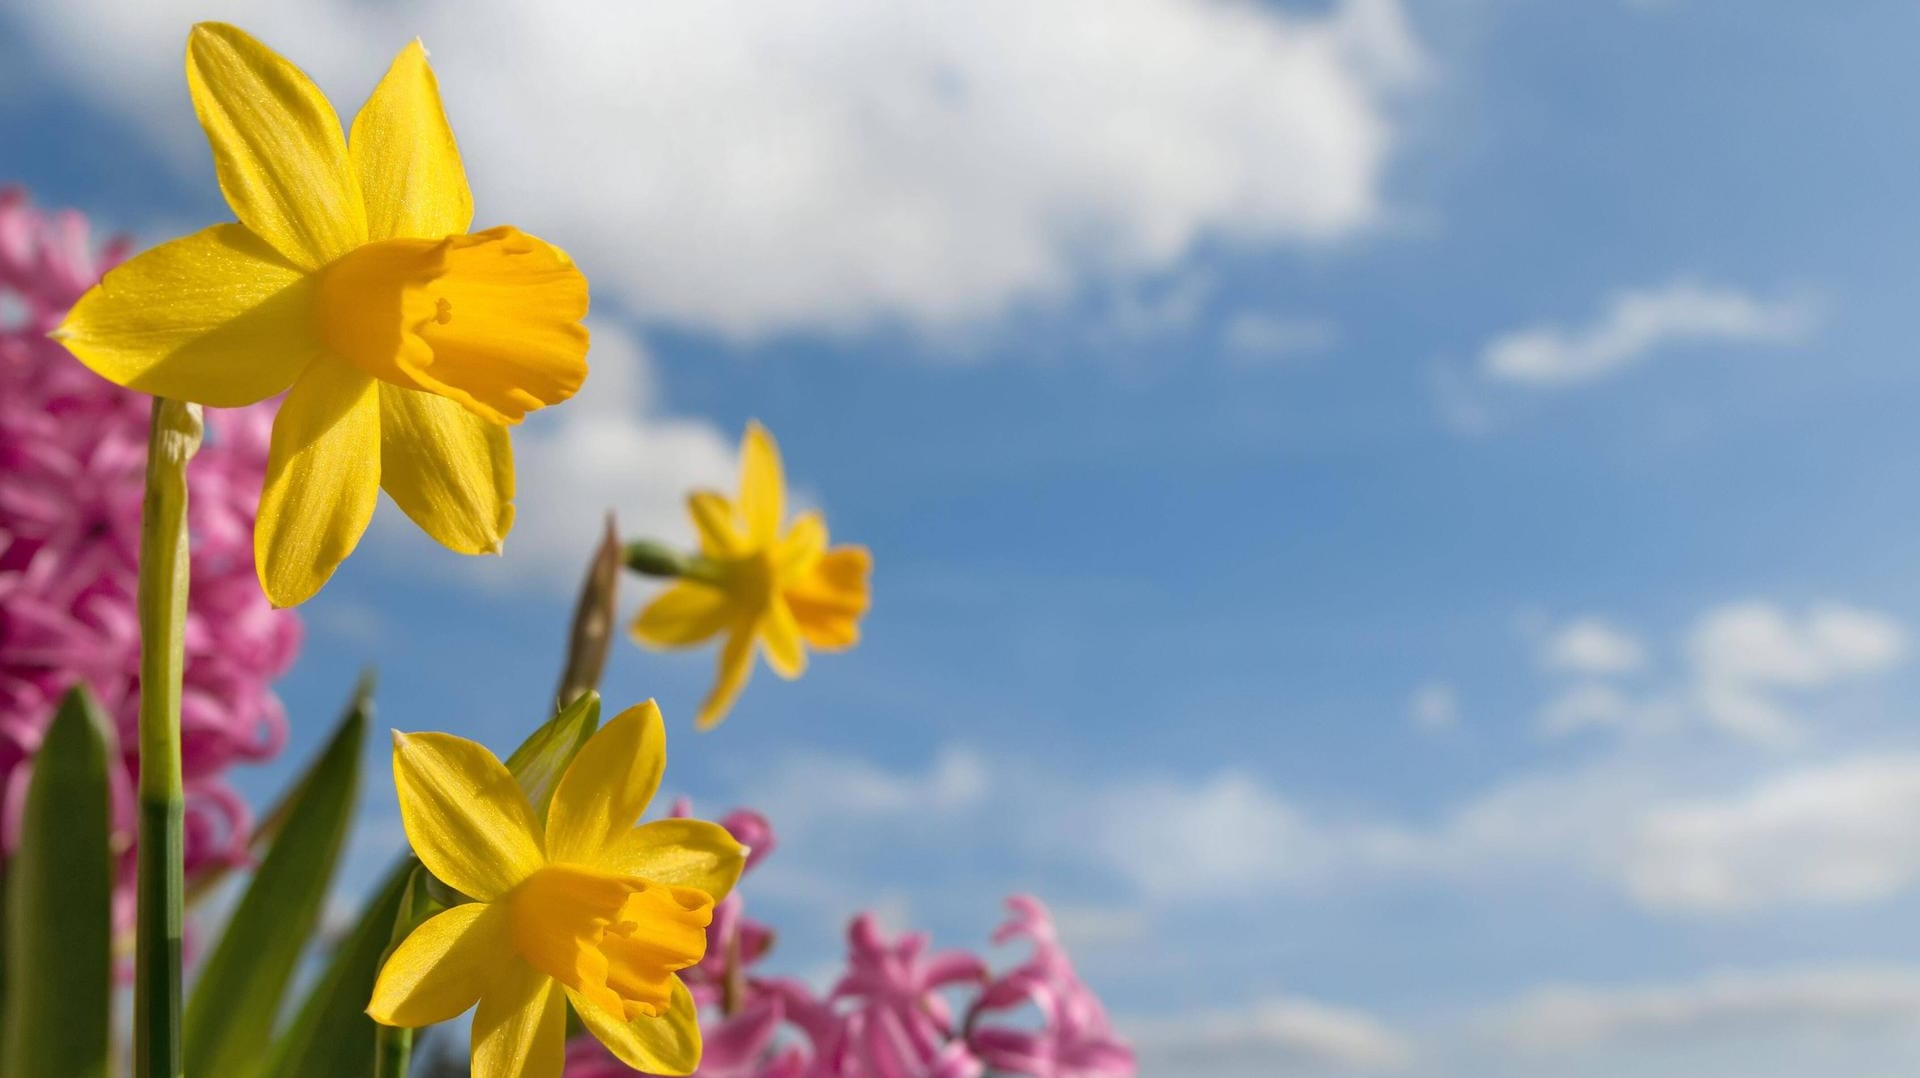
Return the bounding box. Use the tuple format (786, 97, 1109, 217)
(373, 867, 438, 1078)
(134, 397, 202, 1078)
(622, 538, 690, 578)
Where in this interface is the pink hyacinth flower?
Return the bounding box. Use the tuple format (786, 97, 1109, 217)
(967, 897, 1136, 1078)
(0, 187, 300, 933)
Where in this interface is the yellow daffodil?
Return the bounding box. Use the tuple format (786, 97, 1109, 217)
(632, 422, 871, 729)
(369, 701, 743, 1078)
(53, 23, 589, 607)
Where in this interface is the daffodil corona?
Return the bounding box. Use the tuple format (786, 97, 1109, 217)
(369, 702, 743, 1078)
(53, 24, 589, 606)
(632, 423, 872, 728)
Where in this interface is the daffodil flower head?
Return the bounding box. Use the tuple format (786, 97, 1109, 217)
(369, 702, 745, 1077)
(52, 23, 590, 606)
(631, 422, 872, 729)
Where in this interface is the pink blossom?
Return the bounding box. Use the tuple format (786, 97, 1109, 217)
(0, 187, 300, 928)
(966, 897, 1136, 1078)
(830, 915, 988, 1076)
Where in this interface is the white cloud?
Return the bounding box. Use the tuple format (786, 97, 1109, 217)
(1534, 602, 1907, 746)
(752, 745, 991, 830)
(1130, 997, 1414, 1075)
(1686, 602, 1907, 745)
(15, 0, 1420, 340)
(1478, 966, 1920, 1056)
(1536, 683, 1650, 738)
(1623, 755, 1920, 912)
(1408, 681, 1460, 732)
(1542, 618, 1646, 675)
(1688, 602, 1906, 689)
(369, 323, 738, 590)
(1095, 772, 1380, 897)
(1479, 281, 1817, 386)
(1223, 313, 1341, 363)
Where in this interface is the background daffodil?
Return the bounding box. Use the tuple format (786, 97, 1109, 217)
(52, 23, 590, 607)
(369, 701, 744, 1078)
(631, 422, 872, 729)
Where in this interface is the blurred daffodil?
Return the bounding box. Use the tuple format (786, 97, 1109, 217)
(631, 422, 872, 729)
(369, 701, 743, 1078)
(53, 23, 589, 606)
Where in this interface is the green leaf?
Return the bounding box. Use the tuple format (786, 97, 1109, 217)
(2, 687, 115, 1078)
(505, 688, 601, 822)
(183, 677, 370, 1078)
(265, 857, 411, 1078)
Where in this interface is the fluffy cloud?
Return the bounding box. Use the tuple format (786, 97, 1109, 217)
(12, 0, 1419, 339)
(1129, 997, 1413, 1075)
(1479, 280, 1817, 386)
(1623, 755, 1920, 912)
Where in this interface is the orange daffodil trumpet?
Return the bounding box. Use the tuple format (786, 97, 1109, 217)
(53, 23, 589, 606)
(370, 701, 744, 1077)
(631, 422, 872, 729)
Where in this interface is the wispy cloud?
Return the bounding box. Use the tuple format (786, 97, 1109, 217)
(1408, 681, 1461, 732)
(1540, 618, 1647, 676)
(1535, 602, 1907, 746)
(1479, 280, 1817, 387)
(1477, 966, 1920, 1055)
(1129, 997, 1414, 1075)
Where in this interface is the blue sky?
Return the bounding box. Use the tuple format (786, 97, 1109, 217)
(10, 1, 1920, 1074)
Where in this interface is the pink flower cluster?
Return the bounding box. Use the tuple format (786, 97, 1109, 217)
(565, 804, 1134, 1078)
(0, 188, 300, 925)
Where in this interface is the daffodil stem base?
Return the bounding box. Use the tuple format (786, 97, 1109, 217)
(134, 397, 201, 1078)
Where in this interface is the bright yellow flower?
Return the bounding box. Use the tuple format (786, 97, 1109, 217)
(52, 23, 589, 607)
(368, 701, 743, 1078)
(631, 422, 872, 729)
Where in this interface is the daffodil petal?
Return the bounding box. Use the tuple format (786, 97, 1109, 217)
(185, 23, 366, 268)
(687, 492, 744, 559)
(786, 546, 872, 652)
(380, 227, 590, 426)
(255, 358, 380, 607)
(367, 900, 509, 1027)
(378, 384, 514, 555)
(779, 511, 826, 573)
(631, 582, 732, 649)
(696, 627, 757, 731)
(472, 959, 566, 1078)
(350, 39, 473, 241)
(545, 701, 666, 864)
(392, 730, 544, 902)
(594, 819, 746, 903)
(566, 975, 701, 1077)
(52, 224, 320, 407)
(758, 597, 807, 680)
(737, 421, 785, 546)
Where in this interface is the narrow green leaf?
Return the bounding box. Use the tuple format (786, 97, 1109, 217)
(183, 679, 369, 1078)
(2, 687, 115, 1078)
(265, 857, 411, 1078)
(505, 688, 601, 822)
